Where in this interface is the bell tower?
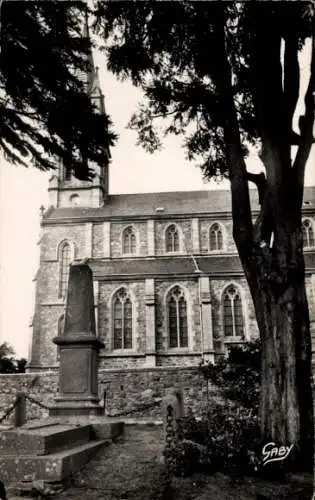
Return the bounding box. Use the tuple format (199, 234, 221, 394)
(48, 11, 110, 209)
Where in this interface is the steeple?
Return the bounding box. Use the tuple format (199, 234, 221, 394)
(80, 9, 106, 117)
(48, 8, 110, 209)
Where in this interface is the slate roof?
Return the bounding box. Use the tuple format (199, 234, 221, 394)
(89, 252, 315, 279)
(43, 186, 315, 222)
(90, 256, 242, 278)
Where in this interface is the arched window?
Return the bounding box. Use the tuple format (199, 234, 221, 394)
(167, 286, 188, 348)
(122, 226, 136, 254)
(209, 223, 223, 251)
(59, 242, 71, 299)
(166, 224, 180, 253)
(113, 288, 133, 349)
(223, 285, 244, 338)
(302, 219, 314, 248)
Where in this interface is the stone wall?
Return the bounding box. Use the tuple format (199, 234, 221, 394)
(110, 221, 148, 257)
(155, 219, 193, 255)
(31, 272, 314, 368)
(32, 208, 315, 369)
(155, 279, 201, 352)
(98, 280, 147, 354)
(0, 367, 219, 423)
(0, 373, 57, 424)
(199, 218, 236, 253)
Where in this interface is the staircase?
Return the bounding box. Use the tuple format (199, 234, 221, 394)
(0, 418, 124, 484)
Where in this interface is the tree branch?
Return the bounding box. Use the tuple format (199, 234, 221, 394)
(208, 8, 253, 258)
(248, 5, 291, 173)
(4, 106, 47, 125)
(283, 35, 300, 142)
(293, 34, 315, 208)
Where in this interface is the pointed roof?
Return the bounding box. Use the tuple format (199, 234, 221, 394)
(77, 8, 105, 114)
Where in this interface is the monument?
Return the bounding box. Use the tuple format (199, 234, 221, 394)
(50, 263, 104, 416)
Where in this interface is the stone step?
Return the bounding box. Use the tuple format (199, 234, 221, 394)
(0, 438, 109, 483)
(0, 423, 92, 456)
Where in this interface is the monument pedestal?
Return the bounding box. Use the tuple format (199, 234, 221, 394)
(50, 334, 104, 417)
(50, 263, 104, 417)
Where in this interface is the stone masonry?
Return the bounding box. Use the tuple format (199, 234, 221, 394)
(28, 186, 315, 371)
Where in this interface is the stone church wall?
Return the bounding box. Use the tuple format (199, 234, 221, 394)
(155, 219, 193, 255)
(92, 223, 104, 258)
(211, 278, 259, 343)
(154, 279, 201, 352)
(110, 221, 148, 257)
(40, 224, 86, 261)
(32, 207, 315, 370)
(98, 280, 146, 354)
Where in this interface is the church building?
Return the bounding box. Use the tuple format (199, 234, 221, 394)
(28, 24, 315, 373)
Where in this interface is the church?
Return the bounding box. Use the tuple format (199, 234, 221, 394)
(28, 29, 315, 373)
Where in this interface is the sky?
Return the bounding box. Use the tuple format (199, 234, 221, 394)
(0, 39, 314, 359)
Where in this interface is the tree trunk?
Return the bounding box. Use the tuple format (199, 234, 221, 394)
(242, 198, 314, 470)
(254, 279, 313, 467)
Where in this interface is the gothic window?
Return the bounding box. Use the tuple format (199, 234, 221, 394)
(167, 286, 188, 348)
(209, 223, 223, 251)
(113, 288, 133, 349)
(59, 242, 71, 299)
(302, 219, 314, 248)
(122, 226, 136, 254)
(166, 224, 180, 253)
(223, 285, 244, 338)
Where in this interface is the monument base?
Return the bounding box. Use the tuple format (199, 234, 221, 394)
(52, 333, 104, 418)
(49, 400, 103, 417)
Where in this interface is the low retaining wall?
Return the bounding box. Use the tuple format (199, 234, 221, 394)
(99, 366, 220, 417)
(0, 367, 220, 423)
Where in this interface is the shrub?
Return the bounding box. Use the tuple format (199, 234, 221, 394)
(169, 342, 262, 477)
(200, 402, 262, 476)
(199, 340, 261, 411)
(0, 342, 27, 373)
(169, 402, 261, 477)
(167, 341, 263, 478)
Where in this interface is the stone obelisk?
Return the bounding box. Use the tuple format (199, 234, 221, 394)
(50, 263, 104, 416)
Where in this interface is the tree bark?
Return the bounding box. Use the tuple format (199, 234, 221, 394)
(250, 276, 313, 466)
(243, 176, 314, 468)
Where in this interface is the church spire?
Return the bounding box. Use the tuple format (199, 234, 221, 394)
(48, 6, 110, 209)
(81, 8, 105, 116)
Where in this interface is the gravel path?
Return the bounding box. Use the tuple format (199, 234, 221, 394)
(57, 424, 166, 500)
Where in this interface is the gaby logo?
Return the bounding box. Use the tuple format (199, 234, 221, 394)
(262, 442, 294, 466)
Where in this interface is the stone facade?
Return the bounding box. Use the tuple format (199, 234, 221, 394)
(29, 170, 315, 374)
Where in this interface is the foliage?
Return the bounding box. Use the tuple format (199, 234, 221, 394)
(1, 1, 116, 179)
(170, 438, 202, 477)
(199, 340, 261, 411)
(0, 342, 27, 373)
(168, 342, 262, 477)
(94, 1, 314, 179)
(172, 403, 261, 478)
